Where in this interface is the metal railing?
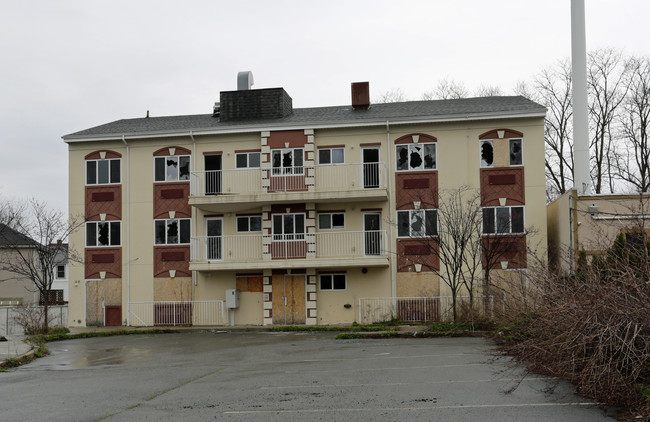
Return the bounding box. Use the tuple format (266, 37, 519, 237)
(128, 301, 227, 327)
(358, 296, 494, 324)
(191, 231, 387, 262)
(190, 163, 387, 196)
(0, 305, 68, 336)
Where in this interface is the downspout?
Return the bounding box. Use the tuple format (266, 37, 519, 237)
(190, 131, 198, 290)
(571, 189, 579, 273)
(121, 135, 131, 325)
(386, 120, 396, 298)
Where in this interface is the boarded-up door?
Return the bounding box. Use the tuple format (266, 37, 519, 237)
(272, 275, 305, 325)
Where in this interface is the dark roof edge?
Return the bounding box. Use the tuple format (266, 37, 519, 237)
(63, 109, 546, 143)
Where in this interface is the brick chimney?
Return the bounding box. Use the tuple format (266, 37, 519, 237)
(351, 82, 370, 110)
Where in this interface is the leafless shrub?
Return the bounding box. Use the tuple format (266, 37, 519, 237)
(496, 242, 650, 412)
(13, 307, 47, 335)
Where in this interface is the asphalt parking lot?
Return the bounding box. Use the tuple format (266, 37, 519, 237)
(0, 331, 614, 421)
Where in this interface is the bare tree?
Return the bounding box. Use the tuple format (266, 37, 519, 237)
(618, 55, 650, 192)
(533, 59, 575, 201)
(374, 88, 407, 103)
(474, 84, 503, 97)
(422, 78, 469, 100)
(0, 199, 82, 332)
(397, 187, 517, 321)
(588, 48, 629, 193)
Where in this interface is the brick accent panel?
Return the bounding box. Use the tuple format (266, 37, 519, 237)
(396, 239, 439, 272)
(153, 183, 191, 219)
(85, 248, 122, 279)
(153, 246, 190, 278)
(268, 130, 307, 149)
(482, 235, 527, 269)
(85, 186, 121, 220)
(396, 172, 438, 209)
(153, 146, 191, 157)
(480, 168, 525, 206)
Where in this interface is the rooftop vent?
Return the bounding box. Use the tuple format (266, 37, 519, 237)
(237, 71, 254, 90)
(213, 102, 220, 117)
(351, 81, 370, 110)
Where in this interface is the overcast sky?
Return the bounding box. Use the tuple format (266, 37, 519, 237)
(1, 0, 648, 215)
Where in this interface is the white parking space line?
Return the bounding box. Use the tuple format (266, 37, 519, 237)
(259, 377, 549, 390)
(224, 402, 600, 415)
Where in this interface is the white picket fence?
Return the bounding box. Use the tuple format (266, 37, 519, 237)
(128, 301, 227, 327)
(0, 305, 68, 336)
(358, 296, 494, 324)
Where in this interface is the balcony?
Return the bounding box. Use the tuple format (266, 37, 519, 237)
(189, 230, 389, 271)
(189, 163, 388, 212)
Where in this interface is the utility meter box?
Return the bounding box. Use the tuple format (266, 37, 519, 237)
(225, 289, 240, 309)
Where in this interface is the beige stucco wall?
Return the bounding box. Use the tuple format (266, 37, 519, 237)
(67, 114, 547, 326)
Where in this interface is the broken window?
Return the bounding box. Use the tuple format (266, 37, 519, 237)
(154, 155, 190, 182)
(86, 158, 120, 185)
(154, 218, 190, 245)
(480, 140, 494, 167)
(397, 209, 437, 237)
(86, 221, 121, 247)
(510, 139, 523, 165)
(271, 148, 303, 175)
(482, 206, 525, 234)
(396, 143, 436, 171)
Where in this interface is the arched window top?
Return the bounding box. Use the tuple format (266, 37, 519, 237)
(479, 129, 523, 140)
(85, 150, 121, 160)
(395, 133, 437, 145)
(153, 146, 191, 157)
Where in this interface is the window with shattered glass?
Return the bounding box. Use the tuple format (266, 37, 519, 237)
(480, 140, 494, 167)
(86, 221, 121, 247)
(397, 209, 438, 237)
(509, 139, 523, 165)
(154, 218, 191, 245)
(154, 155, 190, 182)
(272, 148, 303, 175)
(396, 143, 436, 171)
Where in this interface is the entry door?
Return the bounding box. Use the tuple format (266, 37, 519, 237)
(272, 275, 306, 325)
(362, 147, 380, 188)
(364, 212, 381, 255)
(206, 219, 222, 260)
(204, 154, 222, 194)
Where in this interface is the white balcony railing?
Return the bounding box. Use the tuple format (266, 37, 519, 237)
(128, 301, 227, 327)
(190, 230, 387, 262)
(190, 163, 386, 196)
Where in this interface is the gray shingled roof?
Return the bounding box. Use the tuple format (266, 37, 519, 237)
(63, 96, 546, 141)
(0, 223, 39, 248)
